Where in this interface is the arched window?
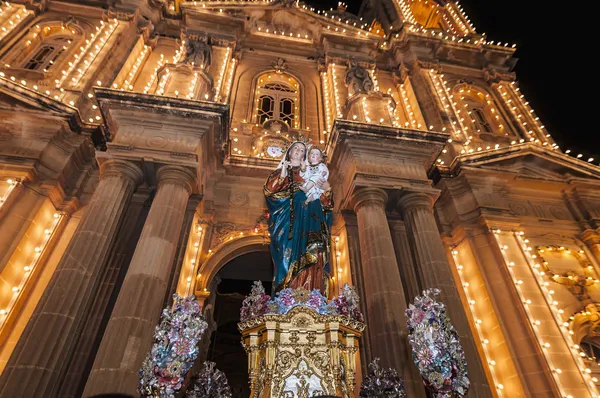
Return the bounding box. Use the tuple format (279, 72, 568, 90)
(470, 106, 492, 133)
(22, 36, 70, 71)
(255, 74, 300, 129)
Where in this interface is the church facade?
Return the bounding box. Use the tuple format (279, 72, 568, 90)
(0, 0, 599, 396)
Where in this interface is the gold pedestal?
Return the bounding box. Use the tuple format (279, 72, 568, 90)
(239, 306, 365, 398)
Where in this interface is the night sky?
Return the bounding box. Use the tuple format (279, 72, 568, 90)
(304, 0, 597, 162)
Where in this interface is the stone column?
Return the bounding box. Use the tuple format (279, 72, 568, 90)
(84, 165, 196, 396)
(352, 188, 419, 397)
(388, 219, 421, 302)
(57, 191, 151, 398)
(0, 160, 143, 398)
(396, 191, 493, 397)
(341, 211, 371, 373)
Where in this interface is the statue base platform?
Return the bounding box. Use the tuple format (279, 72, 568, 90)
(238, 305, 365, 398)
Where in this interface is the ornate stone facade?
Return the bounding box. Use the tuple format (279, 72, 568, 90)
(0, 0, 599, 397)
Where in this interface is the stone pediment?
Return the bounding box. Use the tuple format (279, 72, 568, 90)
(454, 144, 600, 183)
(182, 1, 371, 43)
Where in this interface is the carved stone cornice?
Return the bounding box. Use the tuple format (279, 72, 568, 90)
(418, 59, 442, 73)
(484, 67, 516, 84)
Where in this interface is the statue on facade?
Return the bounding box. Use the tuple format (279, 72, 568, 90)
(345, 58, 375, 96)
(263, 141, 334, 296)
(182, 38, 211, 68)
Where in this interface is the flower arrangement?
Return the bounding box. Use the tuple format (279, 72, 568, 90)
(359, 358, 406, 398)
(405, 288, 470, 398)
(185, 361, 232, 398)
(240, 281, 271, 321)
(240, 281, 364, 322)
(139, 294, 208, 397)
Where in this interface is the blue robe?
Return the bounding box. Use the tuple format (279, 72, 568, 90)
(264, 166, 333, 295)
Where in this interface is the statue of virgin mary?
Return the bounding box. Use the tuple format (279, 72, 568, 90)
(263, 141, 334, 297)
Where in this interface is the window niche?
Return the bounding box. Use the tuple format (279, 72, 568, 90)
(453, 84, 512, 144)
(254, 73, 300, 130)
(1, 19, 82, 80)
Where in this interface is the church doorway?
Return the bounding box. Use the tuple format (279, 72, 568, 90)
(206, 250, 273, 398)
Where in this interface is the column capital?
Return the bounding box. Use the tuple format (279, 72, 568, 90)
(99, 159, 144, 187)
(581, 229, 600, 246)
(351, 188, 388, 213)
(395, 191, 435, 215)
(156, 165, 197, 194)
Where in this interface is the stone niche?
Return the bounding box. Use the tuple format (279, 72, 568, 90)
(239, 306, 365, 398)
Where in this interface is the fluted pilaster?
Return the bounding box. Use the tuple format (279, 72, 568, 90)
(0, 182, 46, 274)
(0, 160, 143, 397)
(84, 165, 196, 395)
(397, 191, 493, 397)
(57, 192, 150, 397)
(352, 188, 419, 397)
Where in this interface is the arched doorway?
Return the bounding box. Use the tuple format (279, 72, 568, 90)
(205, 250, 273, 398)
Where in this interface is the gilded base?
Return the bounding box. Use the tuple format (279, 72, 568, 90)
(238, 306, 365, 398)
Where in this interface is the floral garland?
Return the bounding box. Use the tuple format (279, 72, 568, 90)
(359, 358, 407, 398)
(239, 281, 364, 322)
(139, 294, 208, 397)
(405, 288, 470, 398)
(185, 361, 232, 398)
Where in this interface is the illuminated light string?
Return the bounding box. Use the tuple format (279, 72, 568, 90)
(56, 19, 118, 89)
(492, 229, 600, 398)
(361, 97, 370, 123)
(222, 57, 236, 103)
(0, 212, 63, 329)
(507, 82, 550, 144)
(399, 83, 417, 129)
(515, 232, 600, 397)
(495, 84, 548, 147)
(321, 71, 333, 133)
(184, 224, 203, 296)
(0, 178, 18, 207)
(449, 2, 475, 34)
(213, 47, 231, 102)
(450, 248, 504, 395)
(256, 25, 311, 40)
(330, 63, 343, 118)
(333, 236, 342, 292)
(156, 41, 185, 96)
(117, 44, 150, 91)
(395, 0, 417, 24)
(0, 3, 32, 42)
(429, 70, 468, 141)
(144, 54, 165, 94)
(70, 20, 119, 89)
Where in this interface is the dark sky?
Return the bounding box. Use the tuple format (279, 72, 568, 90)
(304, 0, 596, 161)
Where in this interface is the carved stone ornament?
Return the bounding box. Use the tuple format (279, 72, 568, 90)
(272, 57, 288, 73)
(345, 58, 375, 96)
(182, 37, 212, 68)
